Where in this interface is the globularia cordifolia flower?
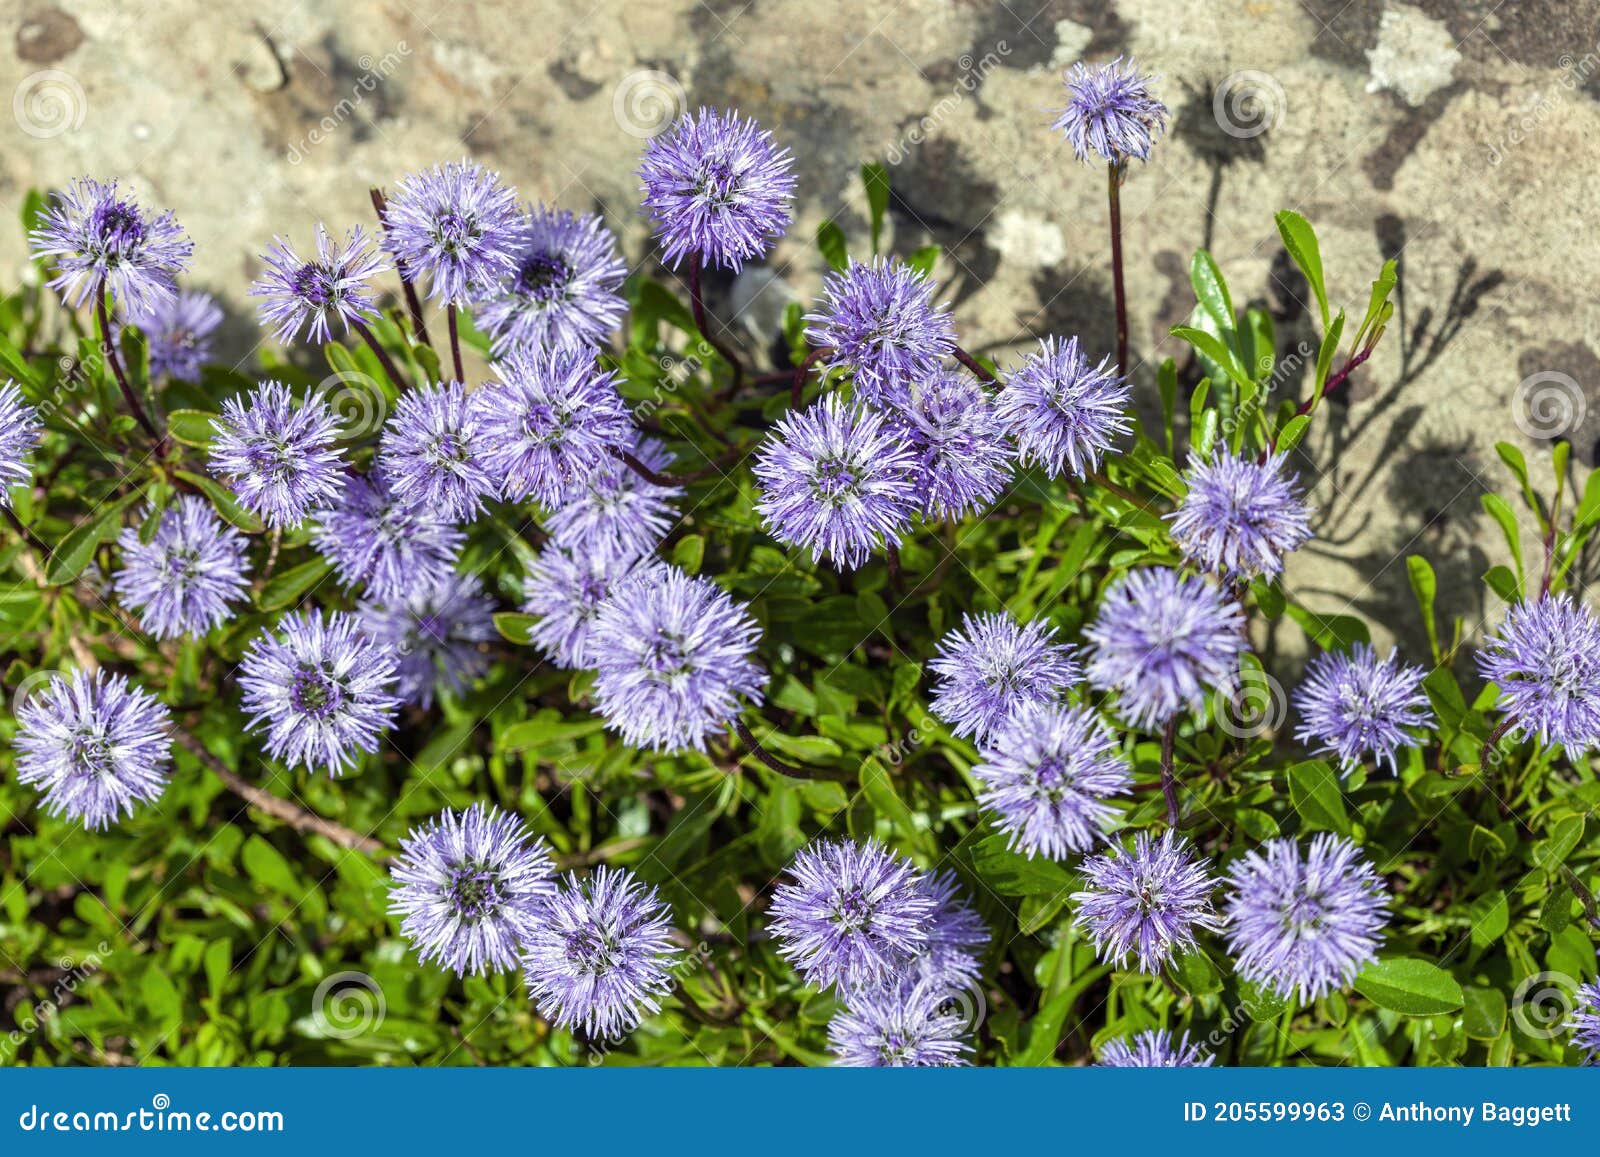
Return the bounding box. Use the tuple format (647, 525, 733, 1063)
(1053, 57, 1169, 164)
(589, 566, 766, 752)
(828, 979, 973, 1068)
(207, 381, 348, 528)
(356, 573, 498, 709)
(1222, 833, 1388, 1000)
(545, 435, 683, 564)
(973, 702, 1130, 860)
(889, 370, 1013, 521)
(381, 160, 525, 303)
(769, 838, 935, 992)
(521, 546, 659, 670)
(1568, 982, 1600, 1059)
(1170, 451, 1313, 581)
(521, 866, 682, 1039)
(1085, 567, 1246, 730)
(1476, 594, 1600, 751)
(637, 107, 796, 272)
(249, 225, 388, 344)
(378, 380, 496, 523)
(471, 205, 628, 355)
(911, 869, 988, 989)
(237, 609, 401, 775)
(14, 671, 173, 830)
(804, 258, 956, 405)
(389, 803, 558, 977)
(928, 610, 1082, 744)
(1072, 832, 1221, 974)
(1294, 644, 1433, 774)
(0, 380, 42, 506)
(753, 394, 918, 571)
(28, 177, 192, 315)
(314, 472, 464, 605)
(472, 346, 634, 507)
(126, 289, 221, 382)
(1098, 1028, 1213, 1068)
(997, 337, 1131, 479)
(113, 495, 250, 640)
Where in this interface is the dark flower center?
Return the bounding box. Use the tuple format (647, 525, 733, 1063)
(812, 456, 858, 501)
(432, 210, 477, 253)
(830, 886, 873, 933)
(563, 924, 622, 976)
(514, 251, 572, 302)
(1035, 756, 1069, 794)
(446, 862, 506, 922)
(92, 201, 147, 252)
(69, 729, 115, 776)
(695, 159, 741, 209)
(290, 666, 345, 720)
(291, 263, 337, 308)
(644, 632, 692, 679)
(877, 1033, 913, 1064)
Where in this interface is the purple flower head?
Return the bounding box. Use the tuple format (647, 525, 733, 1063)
(0, 380, 42, 507)
(910, 869, 988, 989)
(521, 546, 661, 670)
(1294, 644, 1433, 774)
(208, 381, 348, 528)
(28, 178, 192, 315)
(313, 472, 464, 604)
(753, 394, 918, 571)
(237, 609, 401, 775)
(1569, 981, 1600, 1059)
(378, 380, 496, 523)
(1222, 833, 1388, 1000)
(250, 225, 388, 344)
(125, 289, 222, 382)
(114, 495, 251, 640)
(1072, 832, 1221, 973)
(1053, 57, 1169, 164)
(828, 978, 974, 1068)
(390, 803, 558, 977)
(1476, 594, 1600, 751)
(471, 205, 628, 355)
(1085, 568, 1246, 730)
(973, 702, 1130, 860)
(356, 573, 498, 709)
(589, 566, 766, 752)
(997, 337, 1131, 479)
(381, 160, 525, 303)
(545, 435, 683, 564)
(638, 108, 796, 272)
(769, 838, 935, 992)
(1170, 451, 1313, 581)
(14, 671, 172, 830)
(889, 369, 1014, 520)
(1098, 1028, 1213, 1067)
(929, 610, 1082, 744)
(805, 259, 956, 404)
(471, 346, 634, 507)
(521, 866, 682, 1039)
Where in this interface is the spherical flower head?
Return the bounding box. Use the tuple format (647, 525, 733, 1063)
(313, 472, 464, 604)
(378, 380, 497, 523)
(910, 869, 988, 989)
(382, 160, 525, 303)
(1072, 832, 1221, 974)
(997, 336, 1131, 479)
(249, 225, 388, 344)
(889, 369, 1014, 520)
(1085, 568, 1246, 730)
(1222, 833, 1388, 1001)
(207, 381, 348, 528)
(828, 978, 973, 1068)
(0, 379, 43, 508)
(471, 346, 634, 506)
(1568, 981, 1600, 1059)
(804, 258, 956, 404)
(470, 205, 628, 355)
(356, 573, 498, 709)
(928, 610, 1082, 744)
(769, 838, 935, 992)
(125, 289, 222, 382)
(973, 702, 1130, 860)
(545, 435, 683, 564)
(1476, 594, 1600, 751)
(753, 394, 918, 571)
(390, 803, 558, 977)
(1053, 57, 1169, 164)
(1170, 451, 1313, 581)
(28, 177, 192, 315)
(114, 495, 251, 639)
(1098, 1028, 1212, 1067)
(237, 609, 401, 775)
(14, 671, 173, 830)
(637, 107, 796, 272)
(521, 546, 661, 669)
(589, 565, 767, 752)
(521, 866, 682, 1039)
(1294, 644, 1433, 775)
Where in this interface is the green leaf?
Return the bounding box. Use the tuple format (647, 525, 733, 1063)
(1353, 958, 1464, 1015)
(671, 534, 705, 574)
(971, 832, 1074, 897)
(906, 244, 940, 278)
(1406, 555, 1440, 662)
(1170, 325, 1250, 389)
(861, 163, 890, 255)
(256, 557, 331, 613)
(45, 492, 140, 586)
(1275, 209, 1328, 329)
(1461, 986, 1507, 1042)
(241, 835, 299, 896)
(1532, 815, 1584, 877)
(1285, 604, 1370, 649)
(500, 716, 608, 751)
(859, 756, 929, 855)
(1481, 492, 1524, 591)
(166, 408, 219, 450)
(1188, 250, 1236, 337)
(817, 221, 848, 272)
(174, 470, 264, 534)
(1273, 414, 1311, 456)
(1482, 564, 1520, 603)
(1353, 259, 1398, 349)
(493, 612, 541, 645)
(1286, 760, 1349, 835)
